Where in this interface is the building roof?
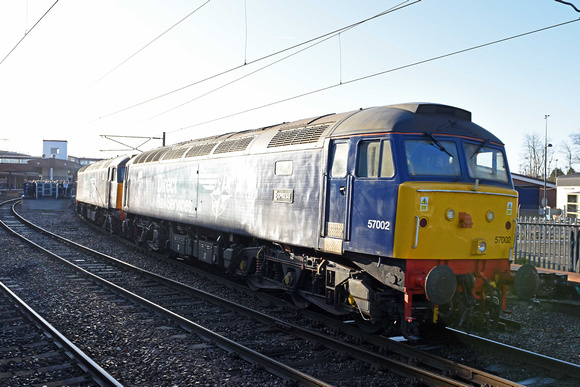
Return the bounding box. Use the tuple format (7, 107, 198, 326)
(512, 173, 556, 188)
(556, 173, 580, 186)
(0, 150, 32, 157)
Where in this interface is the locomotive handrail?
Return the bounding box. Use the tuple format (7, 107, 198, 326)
(417, 189, 518, 198)
(344, 174, 354, 241)
(320, 172, 328, 238)
(512, 218, 519, 261)
(413, 215, 420, 249)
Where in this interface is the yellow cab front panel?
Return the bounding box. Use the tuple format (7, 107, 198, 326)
(393, 182, 518, 262)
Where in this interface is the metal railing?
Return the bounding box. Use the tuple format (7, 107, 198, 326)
(514, 216, 580, 273)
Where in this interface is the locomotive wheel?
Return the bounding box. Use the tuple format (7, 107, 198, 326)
(355, 315, 383, 333)
(290, 293, 311, 309)
(246, 278, 260, 291)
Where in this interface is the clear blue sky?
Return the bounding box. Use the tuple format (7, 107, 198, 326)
(0, 0, 578, 174)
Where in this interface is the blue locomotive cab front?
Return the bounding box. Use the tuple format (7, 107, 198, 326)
(322, 104, 521, 331)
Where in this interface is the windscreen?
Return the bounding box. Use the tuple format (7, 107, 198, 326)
(405, 139, 460, 176)
(464, 143, 509, 183)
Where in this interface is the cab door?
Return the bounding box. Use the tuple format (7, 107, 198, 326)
(103, 168, 111, 208)
(349, 138, 398, 257)
(108, 167, 117, 209)
(322, 140, 351, 254)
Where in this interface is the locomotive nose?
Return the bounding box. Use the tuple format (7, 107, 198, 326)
(424, 265, 457, 305)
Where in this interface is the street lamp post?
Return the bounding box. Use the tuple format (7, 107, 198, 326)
(544, 114, 551, 216)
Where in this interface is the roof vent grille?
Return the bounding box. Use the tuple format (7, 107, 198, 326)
(185, 142, 218, 158)
(162, 147, 188, 160)
(213, 136, 255, 154)
(268, 125, 328, 148)
(133, 152, 150, 164)
(146, 148, 169, 163)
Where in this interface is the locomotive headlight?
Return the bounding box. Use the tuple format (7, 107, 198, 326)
(486, 210, 495, 222)
(478, 241, 487, 253)
(472, 239, 487, 255)
(445, 208, 455, 221)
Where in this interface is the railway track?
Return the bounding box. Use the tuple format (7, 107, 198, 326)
(0, 278, 120, 386)
(445, 327, 580, 381)
(125, 254, 541, 387)
(2, 198, 578, 385)
(194, 271, 580, 386)
(0, 200, 453, 385)
(88, 209, 580, 386)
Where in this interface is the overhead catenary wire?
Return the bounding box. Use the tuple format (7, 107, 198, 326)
(135, 3, 386, 126)
(88, 0, 420, 124)
(88, 0, 211, 88)
(0, 0, 59, 66)
(135, 35, 330, 126)
(169, 17, 580, 135)
(555, 0, 580, 13)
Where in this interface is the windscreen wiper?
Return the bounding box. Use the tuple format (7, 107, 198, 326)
(470, 139, 490, 159)
(425, 132, 453, 159)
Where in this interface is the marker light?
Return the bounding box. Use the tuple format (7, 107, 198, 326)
(486, 211, 495, 222)
(445, 208, 455, 221)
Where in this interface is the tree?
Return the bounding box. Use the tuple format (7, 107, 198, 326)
(562, 136, 576, 174)
(568, 133, 580, 172)
(549, 167, 564, 181)
(519, 132, 557, 178)
(520, 132, 554, 178)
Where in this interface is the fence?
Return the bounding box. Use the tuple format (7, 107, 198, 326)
(514, 216, 580, 273)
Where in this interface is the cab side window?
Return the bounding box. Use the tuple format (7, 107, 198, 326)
(118, 167, 126, 183)
(330, 142, 349, 178)
(357, 140, 394, 178)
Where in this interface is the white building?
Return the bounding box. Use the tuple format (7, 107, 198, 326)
(556, 173, 580, 219)
(42, 140, 67, 161)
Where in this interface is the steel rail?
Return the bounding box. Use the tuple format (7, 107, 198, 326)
(3, 201, 329, 386)
(124, 245, 524, 387)
(0, 269, 122, 387)
(295, 308, 524, 387)
(446, 327, 580, 380)
(7, 201, 479, 386)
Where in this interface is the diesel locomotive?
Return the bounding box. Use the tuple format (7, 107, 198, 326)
(76, 103, 533, 334)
